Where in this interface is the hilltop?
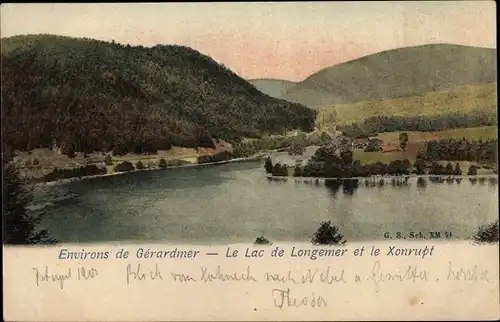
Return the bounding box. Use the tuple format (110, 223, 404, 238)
(282, 44, 497, 108)
(247, 78, 297, 98)
(1, 34, 316, 155)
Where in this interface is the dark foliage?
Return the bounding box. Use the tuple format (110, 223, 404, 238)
(387, 159, 411, 175)
(293, 166, 303, 177)
(301, 146, 411, 178)
(158, 158, 167, 168)
(135, 160, 145, 170)
(104, 155, 113, 166)
(413, 159, 427, 174)
(254, 236, 272, 245)
(44, 165, 106, 182)
(3, 157, 58, 244)
(2, 35, 316, 154)
(311, 221, 346, 245)
(417, 177, 427, 187)
(341, 113, 496, 137)
(467, 165, 478, 176)
(113, 161, 135, 172)
(473, 221, 499, 244)
(399, 132, 409, 151)
(422, 138, 497, 164)
(264, 157, 273, 174)
(272, 163, 288, 177)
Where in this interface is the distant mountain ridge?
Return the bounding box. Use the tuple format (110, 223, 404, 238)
(248, 78, 297, 99)
(281, 44, 497, 108)
(1, 34, 316, 155)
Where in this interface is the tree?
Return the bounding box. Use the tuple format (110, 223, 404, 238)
(254, 236, 272, 245)
(445, 162, 454, 175)
(264, 157, 273, 174)
(159, 158, 167, 168)
(429, 162, 444, 175)
(473, 221, 499, 243)
(2, 156, 57, 244)
(388, 160, 410, 175)
(293, 166, 303, 177)
(135, 160, 145, 170)
(413, 159, 426, 175)
(113, 161, 135, 172)
(454, 163, 462, 175)
(272, 163, 287, 177)
(339, 149, 353, 166)
(467, 165, 478, 176)
(399, 132, 409, 151)
(311, 221, 346, 245)
(104, 155, 113, 166)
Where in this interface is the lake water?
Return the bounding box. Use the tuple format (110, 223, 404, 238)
(31, 159, 498, 244)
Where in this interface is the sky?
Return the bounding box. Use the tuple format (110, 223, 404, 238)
(1, 2, 496, 82)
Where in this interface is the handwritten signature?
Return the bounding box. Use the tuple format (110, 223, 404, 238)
(272, 288, 328, 309)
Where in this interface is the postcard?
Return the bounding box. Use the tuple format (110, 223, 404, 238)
(2, 2, 499, 321)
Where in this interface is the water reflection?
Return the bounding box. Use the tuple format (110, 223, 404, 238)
(323, 179, 360, 196)
(417, 177, 427, 188)
(429, 176, 445, 184)
(324, 180, 342, 196)
(288, 175, 497, 190)
(390, 176, 410, 187)
(445, 177, 455, 185)
(342, 179, 359, 195)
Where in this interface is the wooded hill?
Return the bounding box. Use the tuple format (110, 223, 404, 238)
(282, 44, 497, 108)
(1, 34, 316, 155)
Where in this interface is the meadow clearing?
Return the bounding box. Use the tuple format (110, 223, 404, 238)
(316, 83, 497, 129)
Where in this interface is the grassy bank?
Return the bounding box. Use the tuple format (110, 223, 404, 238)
(15, 142, 240, 183)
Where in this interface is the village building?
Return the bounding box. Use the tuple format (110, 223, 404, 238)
(382, 145, 399, 153)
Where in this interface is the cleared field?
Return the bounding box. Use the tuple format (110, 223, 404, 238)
(316, 83, 497, 129)
(353, 126, 498, 165)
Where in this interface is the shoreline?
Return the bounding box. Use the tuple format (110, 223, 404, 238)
(266, 173, 499, 181)
(29, 154, 265, 188)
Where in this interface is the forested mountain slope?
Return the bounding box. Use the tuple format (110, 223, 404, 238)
(1, 34, 316, 155)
